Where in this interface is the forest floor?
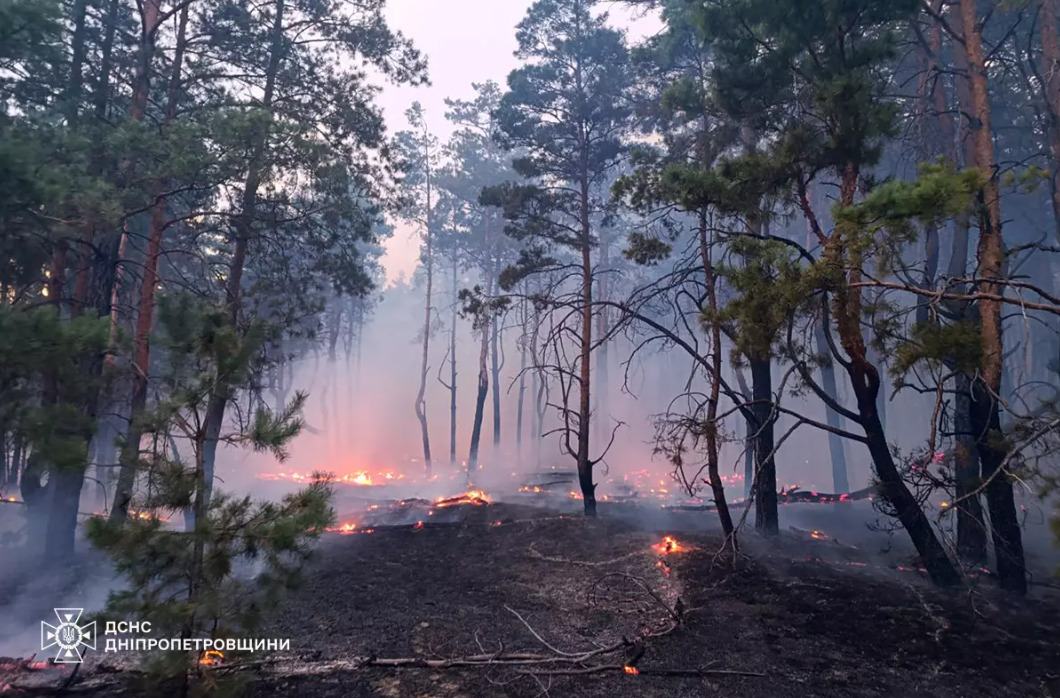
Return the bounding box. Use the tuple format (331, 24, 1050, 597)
(3, 499, 1059, 697)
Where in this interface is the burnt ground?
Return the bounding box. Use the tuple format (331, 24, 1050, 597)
(3, 500, 1059, 697)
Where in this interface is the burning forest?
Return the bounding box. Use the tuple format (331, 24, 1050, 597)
(1, 0, 1060, 696)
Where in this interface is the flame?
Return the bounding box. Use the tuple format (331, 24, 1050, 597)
(623, 665, 639, 675)
(434, 490, 490, 507)
(518, 485, 543, 493)
(326, 521, 358, 534)
(413, 521, 424, 530)
(652, 536, 682, 554)
(568, 490, 583, 500)
(939, 501, 951, 508)
(199, 650, 224, 666)
(810, 530, 829, 540)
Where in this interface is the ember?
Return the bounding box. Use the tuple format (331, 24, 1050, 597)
(810, 530, 829, 540)
(413, 521, 424, 530)
(199, 650, 224, 666)
(652, 536, 682, 554)
(434, 490, 490, 507)
(623, 665, 639, 675)
(327, 521, 358, 534)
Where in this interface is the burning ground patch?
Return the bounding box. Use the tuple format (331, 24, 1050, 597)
(3, 502, 1058, 697)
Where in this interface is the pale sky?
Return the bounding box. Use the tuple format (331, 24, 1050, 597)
(376, 0, 662, 285)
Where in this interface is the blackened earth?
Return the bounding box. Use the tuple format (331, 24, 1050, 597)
(4, 501, 1059, 697)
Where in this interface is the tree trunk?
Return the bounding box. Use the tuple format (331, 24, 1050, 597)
(594, 231, 610, 443)
(823, 162, 961, 586)
(449, 255, 458, 466)
(750, 356, 777, 534)
(698, 213, 734, 538)
(577, 173, 595, 516)
(490, 311, 501, 448)
(111, 2, 191, 523)
(734, 367, 753, 497)
(467, 280, 492, 480)
(516, 298, 527, 454)
(1038, 0, 1060, 241)
(814, 315, 850, 493)
(195, 0, 287, 528)
(414, 138, 434, 477)
(940, 10, 989, 563)
(958, 0, 1027, 594)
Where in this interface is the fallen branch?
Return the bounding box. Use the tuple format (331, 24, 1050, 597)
(526, 542, 643, 567)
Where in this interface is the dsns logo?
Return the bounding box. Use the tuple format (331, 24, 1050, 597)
(41, 608, 96, 663)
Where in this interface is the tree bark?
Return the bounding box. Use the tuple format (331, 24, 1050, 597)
(414, 128, 434, 477)
(577, 168, 595, 516)
(958, 0, 1027, 594)
(942, 9, 989, 562)
(750, 356, 777, 534)
(814, 314, 849, 493)
(195, 0, 287, 528)
(490, 310, 501, 448)
(449, 254, 458, 466)
(516, 297, 527, 453)
(1038, 0, 1060, 241)
(111, 1, 191, 523)
(823, 163, 961, 587)
(467, 275, 492, 480)
(698, 213, 734, 538)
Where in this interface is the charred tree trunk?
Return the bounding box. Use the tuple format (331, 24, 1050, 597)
(816, 163, 961, 587)
(750, 356, 777, 535)
(958, 0, 1027, 594)
(734, 367, 753, 497)
(577, 172, 595, 516)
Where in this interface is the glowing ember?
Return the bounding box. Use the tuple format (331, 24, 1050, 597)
(623, 665, 639, 675)
(652, 536, 682, 554)
(413, 521, 424, 530)
(326, 521, 358, 534)
(568, 490, 583, 500)
(434, 490, 490, 507)
(518, 485, 544, 493)
(199, 650, 223, 666)
(810, 530, 829, 540)
(939, 501, 951, 508)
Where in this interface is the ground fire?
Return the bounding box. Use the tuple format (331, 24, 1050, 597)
(652, 536, 682, 554)
(199, 650, 223, 667)
(434, 490, 490, 507)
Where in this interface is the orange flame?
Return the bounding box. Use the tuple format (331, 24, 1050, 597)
(199, 650, 223, 666)
(652, 536, 682, 554)
(434, 490, 490, 507)
(623, 665, 639, 675)
(326, 521, 358, 534)
(810, 530, 829, 540)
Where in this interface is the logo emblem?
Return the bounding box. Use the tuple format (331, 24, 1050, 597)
(41, 608, 96, 663)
